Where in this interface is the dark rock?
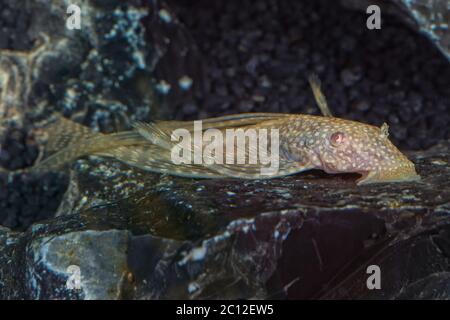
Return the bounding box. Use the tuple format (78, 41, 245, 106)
(0, 0, 159, 145)
(27, 228, 130, 299)
(0, 140, 449, 299)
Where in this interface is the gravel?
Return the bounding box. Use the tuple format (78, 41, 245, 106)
(163, 0, 450, 150)
(0, 172, 68, 231)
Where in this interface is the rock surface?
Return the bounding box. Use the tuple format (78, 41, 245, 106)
(1, 140, 449, 299)
(0, 0, 163, 174)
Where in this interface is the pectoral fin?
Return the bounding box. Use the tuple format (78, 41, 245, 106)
(356, 169, 421, 185)
(97, 145, 223, 178)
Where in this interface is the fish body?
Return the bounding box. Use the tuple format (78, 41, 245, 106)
(32, 112, 420, 185)
(30, 75, 420, 185)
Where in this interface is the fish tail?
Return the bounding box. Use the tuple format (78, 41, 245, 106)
(41, 114, 98, 157)
(32, 114, 144, 172)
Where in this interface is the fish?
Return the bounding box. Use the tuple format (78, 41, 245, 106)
(29, 75, 420, 185)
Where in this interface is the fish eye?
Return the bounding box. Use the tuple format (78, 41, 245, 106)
(329, 131, 346, 147)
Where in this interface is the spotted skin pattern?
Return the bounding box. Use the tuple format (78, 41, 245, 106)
(276, 115, 420, 185)
(11, 72, 419, 185)
(32, 112, 420, 186)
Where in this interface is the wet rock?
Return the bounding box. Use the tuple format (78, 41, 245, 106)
(27, 229, 130, 299)
(395, 272, 450, 300)
(322, 224, 450, 299)
(0, 226, 24, 299)
(0, 140, 449, 299)
(0, 0, 163, 144)
(404, 0, 450, 62)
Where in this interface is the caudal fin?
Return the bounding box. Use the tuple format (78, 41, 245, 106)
(41, 114, 98, 158)
(32, 114, 145, 172)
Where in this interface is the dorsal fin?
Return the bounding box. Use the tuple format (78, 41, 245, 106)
(156, 112, 293, 133)
(308, 74, 333, 117)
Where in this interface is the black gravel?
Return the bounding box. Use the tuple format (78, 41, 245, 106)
(0, 127, 39, 171)
(163, 0, 450, 151)
(0, 172, 68, 231)
(0, 1, 34, 50)
(0, 129, 59, 231)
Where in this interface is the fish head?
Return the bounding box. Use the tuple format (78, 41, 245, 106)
(311, 118, 420, 185)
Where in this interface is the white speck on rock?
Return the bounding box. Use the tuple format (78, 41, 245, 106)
(156, 80, 171, 94)
(158, 9, 172, 23)
(178, 75, 193, 91)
